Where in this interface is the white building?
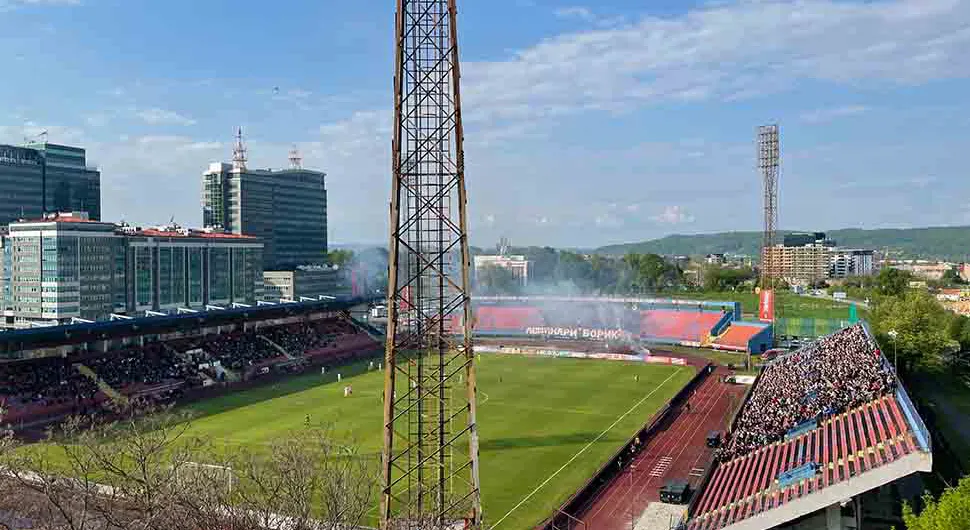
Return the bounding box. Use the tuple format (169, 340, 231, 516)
(3, 213, 263, 329)
(473, 255, 529, 286)
(829, 249, 875, 278)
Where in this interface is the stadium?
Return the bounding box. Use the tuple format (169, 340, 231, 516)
(0, 291, 931, 530)
(454, 296, 773, 355)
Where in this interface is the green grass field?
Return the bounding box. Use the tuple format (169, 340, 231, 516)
(669, 290, 868, 320)
(172, 354, 694, 529)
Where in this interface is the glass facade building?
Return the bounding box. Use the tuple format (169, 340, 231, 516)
(2, 215, 263, 328)
(0, 143, 101, 225)
(203, 162, 327, 270)
(8, 216, 122, 327)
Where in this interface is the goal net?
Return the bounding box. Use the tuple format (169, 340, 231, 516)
(175, 461, 236, 495)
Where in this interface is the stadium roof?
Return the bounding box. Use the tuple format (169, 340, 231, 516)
(0, 295, 379, 360)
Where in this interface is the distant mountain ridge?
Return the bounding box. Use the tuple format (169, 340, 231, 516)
(595, 226, 970, 261)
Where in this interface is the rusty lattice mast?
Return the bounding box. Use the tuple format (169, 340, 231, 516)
(380, 0, 481, 528)
(758, 124, 780, 290)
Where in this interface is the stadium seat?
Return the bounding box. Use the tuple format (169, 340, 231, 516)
(640, 310, 724, 343)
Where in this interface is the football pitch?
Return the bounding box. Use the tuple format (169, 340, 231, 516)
(181, 354, 695, 529)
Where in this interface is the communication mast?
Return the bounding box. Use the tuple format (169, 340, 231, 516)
(758, 124, 780, 290)
(498, 236, 510, 256)
(232, 127, 247, 170)
(288, 145, 303, 169)
(380, 0, 482, 528)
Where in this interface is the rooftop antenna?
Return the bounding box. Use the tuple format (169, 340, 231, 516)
(232, 127, 248, 170)
(498, 236, 510, 256)
(288, 145, 303, 169)
(23, 130, 48, 147)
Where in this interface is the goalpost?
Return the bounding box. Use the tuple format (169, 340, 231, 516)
(176, 461, 236, 495)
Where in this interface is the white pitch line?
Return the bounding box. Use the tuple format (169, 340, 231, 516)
(489, 368, 684, 528)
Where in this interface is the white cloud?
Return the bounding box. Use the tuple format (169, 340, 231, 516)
(135, 107, 196, 126)
(651, 205, 695, 224)
(0, 123, 86, 145)
(464, 0, 970, 127)
(594, 213, 623, 227)
(554, 6, 595, 21)
(271, 88, 314, 108)
(799, 105, 870, 123)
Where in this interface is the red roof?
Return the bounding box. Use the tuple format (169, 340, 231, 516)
(135, 229, 256, 240)
(21, 215, 99, 224)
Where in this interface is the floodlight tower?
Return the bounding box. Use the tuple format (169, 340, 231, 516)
(380, 0, 481, 528)
(758, 124, 780, 290)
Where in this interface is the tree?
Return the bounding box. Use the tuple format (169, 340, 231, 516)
(902, 475, 970, 530)
(870, 290, 958, 372)
(941, 267, 965, 286)
(876, 267, 912, 297)
(0, 406, 378, 530)
(327, 249, 355, 268)
(623, 253, 683, 293)
(219, 426, 377, 530)
(476, 264, 521, 295)
(702, 265, 755, 292)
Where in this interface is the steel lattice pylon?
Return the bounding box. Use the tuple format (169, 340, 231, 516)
(758, 124, 780, 290)
(380, 0, 481, 528)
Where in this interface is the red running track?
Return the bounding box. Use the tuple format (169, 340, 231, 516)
(575, 366, 746, 529)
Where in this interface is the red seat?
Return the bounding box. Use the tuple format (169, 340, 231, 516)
(640, 310, 723, 342)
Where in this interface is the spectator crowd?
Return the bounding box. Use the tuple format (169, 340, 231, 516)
(261, 320, 362, 357)
(719, 324, 896, 461)
(0, 317, 375, 423)
(0, 358, 98, 416)
(87, 343, 200, 390)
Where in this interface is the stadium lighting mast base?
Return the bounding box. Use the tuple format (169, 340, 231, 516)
(380, 0, 482, 528)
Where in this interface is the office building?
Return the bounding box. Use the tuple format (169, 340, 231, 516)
(202, 132, 327, 269)
(4, 213, 262, 328)
(0, 142, 101, 225)
(829, 249, 875, 278)
(122, 225, 263, 312)
(263, 266, 343, 301)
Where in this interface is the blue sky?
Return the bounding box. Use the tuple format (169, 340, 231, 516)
(1, 0, 970, 248)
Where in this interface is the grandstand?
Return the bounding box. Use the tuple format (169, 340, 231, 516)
(639, 308, 728, 346)
(462, 296, 772, 354)
(0, 297, 381, 426)
(684, 324, 931, 530)
(710, 322, 772, 353)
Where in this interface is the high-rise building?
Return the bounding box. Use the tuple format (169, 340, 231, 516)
(762, 244, 830, 283)
(765, 231, 876, 283)
(3, 213, 262, 328)
(0, 142, 101, 224)
(829, 249, 876, 278)
(202, 133, 327, 270)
